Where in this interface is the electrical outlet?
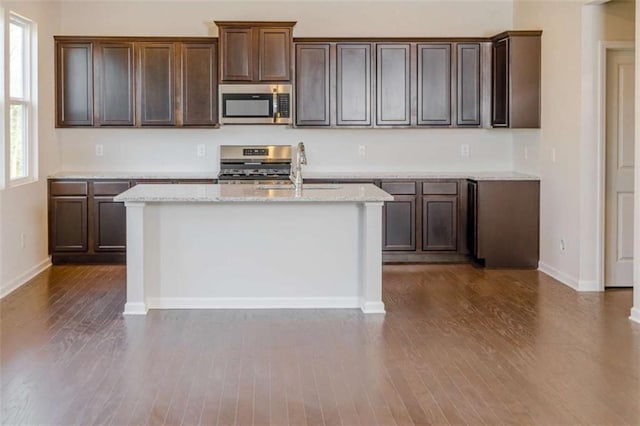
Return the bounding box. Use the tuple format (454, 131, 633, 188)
(524, 146, 529, 160)
(560, 238, 566, 253)
(20, 233, 25, 249)
(95, 144, 104, 157)
(358, 145, 366, 157)
(551, 147, 556, 163)
(461, 144, 470, 157)
(197, 144, 206, 157)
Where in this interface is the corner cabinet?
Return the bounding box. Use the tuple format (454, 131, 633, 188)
(491, 31, 541, 128)
(467, 180, 540, 268)
(54, 37, 219, 128)
(216, 21, 295, 83)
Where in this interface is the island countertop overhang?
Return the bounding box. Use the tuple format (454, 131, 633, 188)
(114, 183, 394, 203)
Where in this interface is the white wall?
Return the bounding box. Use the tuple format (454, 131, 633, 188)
(513, 0, 584, 287)
(633, 0, 640, 323)
(0, 0, 60, 296)
(579, 0, 635, 289)
(56, 0, 516, 175)
(514, 0, 635, 290)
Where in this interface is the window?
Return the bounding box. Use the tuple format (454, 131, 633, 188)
(5, 12, 36, 186)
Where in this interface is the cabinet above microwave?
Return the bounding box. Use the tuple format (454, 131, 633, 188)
(215, 21, 296, 83)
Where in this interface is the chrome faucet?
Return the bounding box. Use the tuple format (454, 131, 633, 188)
(290, 142, 307, 190)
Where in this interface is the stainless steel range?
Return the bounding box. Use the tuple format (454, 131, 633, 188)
(218, 145, 292, 184)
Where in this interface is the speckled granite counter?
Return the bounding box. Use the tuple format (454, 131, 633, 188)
(50, 171, 538, 181)
(114, 183, 393, 203)
(305, 171, 539, 181)
(49, 171, 217, 180)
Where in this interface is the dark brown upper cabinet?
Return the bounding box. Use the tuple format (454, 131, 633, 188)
(216, 21, 295, 83)
(56, 41, 93, 127)
(376, 43, 411, 127)
(417, 43, 452, 126)
(138, 42, 176, 126)
(456, 43, 481, 126)
(95, 42, 135, 126)
(492, 31, 541, 128)
(295, 43, 331, 126)
(336, 43, 372, 127)
(219, 27, 253, 81)
(181, 42, 218, 126)
(55, 36, 219, 128)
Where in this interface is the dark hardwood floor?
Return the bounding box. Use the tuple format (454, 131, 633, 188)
(1, 264, 639, 425)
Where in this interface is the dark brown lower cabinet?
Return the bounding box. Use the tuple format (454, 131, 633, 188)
(468, 180, 540, 268)
(380, 179, 467, 263)
(50, 197, 88, 252)
(383, 195, 416, 251)
(422, 195, 457, 251)
(93, 197, 127, 252)
(49, 178, 215, 264)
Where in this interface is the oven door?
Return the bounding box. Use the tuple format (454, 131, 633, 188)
(221, 93, 274, 124)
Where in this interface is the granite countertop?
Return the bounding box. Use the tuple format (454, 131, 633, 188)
(48, 171, 218, 180)
(114, 183, 394, 203)
(50, 170, 539, 181)
(305, 171, 539, 181)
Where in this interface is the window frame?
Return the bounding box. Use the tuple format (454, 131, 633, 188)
(4, 11, 37, 188)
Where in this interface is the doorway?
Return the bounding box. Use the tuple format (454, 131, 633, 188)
(604, 48, 635, 288)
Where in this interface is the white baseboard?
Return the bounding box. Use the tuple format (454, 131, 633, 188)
(577, 280, 603, 292)
(146, 296, 364, 311)
(538, 261, 580, 291)
(123, 302, 148, 316)
(0, 258, 52, 299)
(630, 307, 640, 324)
(360, 300, 386, 314)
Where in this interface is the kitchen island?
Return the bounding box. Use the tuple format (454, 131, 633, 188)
(114, 183, 393, 315)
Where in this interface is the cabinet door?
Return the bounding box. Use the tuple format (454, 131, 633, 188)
(295, 43, 330, 126)
(383, 196, 416, 251)
(336, 44, 371, 126)
(492, 38, 509, 127)
(422, 195, 457, 251)
(139, 43, 176, 126)
(220, 27, 253, 81)
(457, 43, 481, 126)
(95, 42, 135, 126)
(182, 42, 218, 126)
(93, 197, 126, 252)
(56, 42, 93, 126)
(417, 44, 451, 126)
(376, 44, 411, 126)
(51, 196, 88, 252)
(259, 28, 291, 81)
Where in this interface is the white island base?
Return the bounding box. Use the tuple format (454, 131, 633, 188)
(115, 184, 393, 315)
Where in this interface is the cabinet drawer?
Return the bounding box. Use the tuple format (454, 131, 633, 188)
(93, 181, 130, 196)
(422, 181, 458, 195)
(381, 181, 416, 195)
(50, 181, 88, 196)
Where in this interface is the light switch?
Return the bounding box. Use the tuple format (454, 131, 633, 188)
(95, 144, 104, 157)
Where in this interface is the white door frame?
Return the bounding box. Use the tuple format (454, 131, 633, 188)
(596, 41, 635, 291)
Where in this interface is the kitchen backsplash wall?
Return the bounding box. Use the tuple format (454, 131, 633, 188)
(59, 127, 514, 173)
(57, 0, 517, 174)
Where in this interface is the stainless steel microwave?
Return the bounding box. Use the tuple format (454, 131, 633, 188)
(219, 84, 292, 125)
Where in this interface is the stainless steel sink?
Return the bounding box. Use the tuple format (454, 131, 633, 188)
(256, 184, 342, 190)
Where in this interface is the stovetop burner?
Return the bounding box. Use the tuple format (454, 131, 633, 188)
(218, 145, 292, 183)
